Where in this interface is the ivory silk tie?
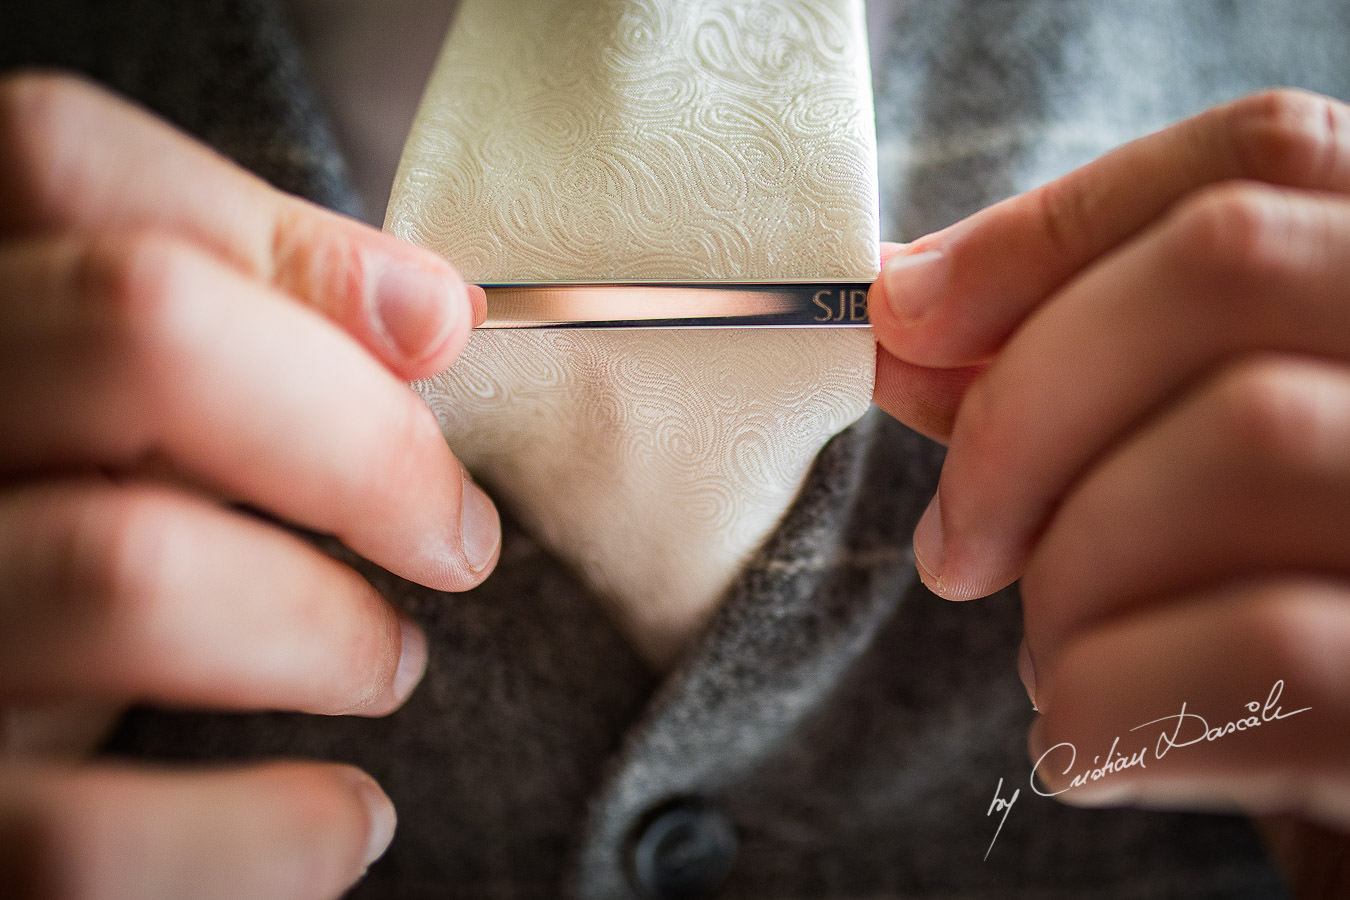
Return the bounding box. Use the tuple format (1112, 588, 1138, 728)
(386, 0, 879, 668)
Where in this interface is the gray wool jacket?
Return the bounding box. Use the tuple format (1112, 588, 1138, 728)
(5, 1, 1348, 897)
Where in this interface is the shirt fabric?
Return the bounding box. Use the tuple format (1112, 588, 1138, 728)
(6, 1, 1349, 897)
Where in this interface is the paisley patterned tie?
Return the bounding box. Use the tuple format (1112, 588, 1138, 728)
(386, 0, 879, 666)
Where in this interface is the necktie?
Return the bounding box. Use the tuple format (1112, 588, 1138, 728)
(386, 0, 879, 667)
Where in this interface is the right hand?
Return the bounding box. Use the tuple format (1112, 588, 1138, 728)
(0, 72, 500, 899)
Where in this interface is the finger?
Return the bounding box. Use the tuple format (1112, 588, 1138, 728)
(919, 183, 1350, 600)
(0, 72, 481, 379)
(870, 89, 1350, 370)
(0, 480, 426, 716)
(1027, 580, 1350, 833)
(0, 761, 395, 900)
(1022, 356, 1350, 667)
(872, 346, 984, 443)
(871, 241, 986, 441)
(0, 234, 500, 591)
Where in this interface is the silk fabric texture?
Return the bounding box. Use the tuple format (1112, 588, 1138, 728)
(386, 0, 880, 665)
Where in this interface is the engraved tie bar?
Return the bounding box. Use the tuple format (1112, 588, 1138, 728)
(479, 282, 874, 328)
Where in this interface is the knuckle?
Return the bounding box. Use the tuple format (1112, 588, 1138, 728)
(82, 232, 181, 320)
(1164, 183, 1300, 292)
(1030, 175, 1097, 258)
(79, 233, 203, 375)
(1203, 359, 1347, 477)
(1224, 88, 1349, 186)
(0, 72, 103, 222)
(1233, 585, 1350, 711)
(57, 488, 178, 639)
(269, 203, 365, 319)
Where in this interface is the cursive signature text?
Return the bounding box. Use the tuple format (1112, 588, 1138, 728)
(983, 679, 1309, 859)
(984, 777, 1019, 861)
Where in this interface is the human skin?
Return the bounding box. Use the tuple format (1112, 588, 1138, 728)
(871, 89, 1350, 896)
(4, 71, 1348, 897)
(0, 73, 500, 900)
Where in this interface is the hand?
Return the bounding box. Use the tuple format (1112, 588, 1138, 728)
(0, 73, 500, 899)
(871, 89, 1350, 892)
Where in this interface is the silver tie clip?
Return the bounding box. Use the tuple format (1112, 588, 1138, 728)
(479, 282, 874, 328)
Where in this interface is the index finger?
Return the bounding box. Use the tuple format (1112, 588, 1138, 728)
(0, 72, 484, 381)
(0, 761, 397, 900)
(870, 89, 1350, 373)
(0, 234, 499, 592)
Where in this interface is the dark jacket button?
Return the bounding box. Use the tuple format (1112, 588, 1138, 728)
(629, 799, 738, 899)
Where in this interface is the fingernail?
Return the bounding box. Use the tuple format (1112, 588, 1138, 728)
(913, 490, 946, 589)
(467, 284, 488, 328)
(459, 469, 501, 574)
(393, 618, 427, 705)
(1017, 641, 1038, 711)
(881, 249, 946, 325)
(348, 771, 397, 869)
(372, 261, 459, 364)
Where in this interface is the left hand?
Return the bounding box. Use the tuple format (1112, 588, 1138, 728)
(869, 88, 1350, 885)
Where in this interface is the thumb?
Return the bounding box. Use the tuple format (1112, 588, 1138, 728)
(870, 242, 984, 443)
(0, 72, 483, 380)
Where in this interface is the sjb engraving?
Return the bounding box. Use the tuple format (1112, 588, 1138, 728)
(811, 287, 869, 323)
